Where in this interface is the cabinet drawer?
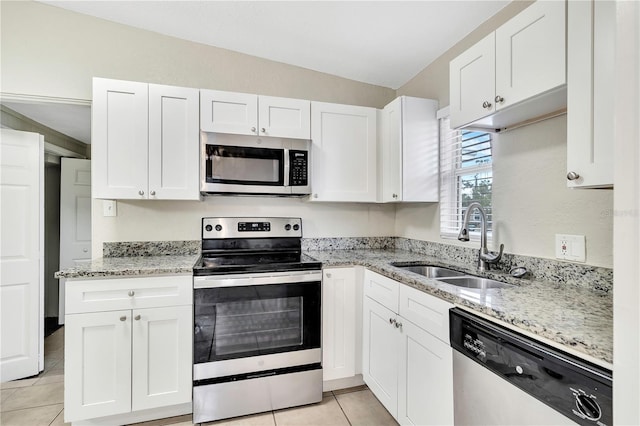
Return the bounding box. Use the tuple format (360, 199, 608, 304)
(399, 284, 453, 343)
(363, 270, 399, 313)
(66, 275, 192, 314)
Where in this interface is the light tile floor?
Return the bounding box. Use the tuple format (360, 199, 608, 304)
(1, 328, 398, 426)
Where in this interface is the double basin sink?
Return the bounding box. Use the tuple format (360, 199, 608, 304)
(393, 264, 514, 290)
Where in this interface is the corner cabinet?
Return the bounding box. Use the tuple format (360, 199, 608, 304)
(64, 275, 193, 424)
(450, 0, 566, 130)
(566, 0, 615, 188)
(200, 90, 311, 139)
(92, 78, 200, 200)
(362, 270, 453, 425)
(310, 102, 377, 202)
(379, 96, 439, 203)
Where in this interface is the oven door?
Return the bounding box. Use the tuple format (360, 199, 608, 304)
(193, 271, 321, 380)
(202, 144, 292, 195)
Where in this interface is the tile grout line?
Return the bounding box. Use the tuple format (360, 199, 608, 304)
(331, 391, 353, 426)
(48, 405, 65, 426)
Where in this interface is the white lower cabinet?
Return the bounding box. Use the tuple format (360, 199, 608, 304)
(362, 270, 454, 425)
(64, 276, 193, 424)
(322, 267, 363, 390)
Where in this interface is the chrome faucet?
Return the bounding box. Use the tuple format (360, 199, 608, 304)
(458, 202, 504, 272)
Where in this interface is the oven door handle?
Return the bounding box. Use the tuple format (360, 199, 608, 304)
(194, 271, 322, 288)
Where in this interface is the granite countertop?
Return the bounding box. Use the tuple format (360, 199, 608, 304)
(54, 255, 200, 279)
(306, 249, 613, 368)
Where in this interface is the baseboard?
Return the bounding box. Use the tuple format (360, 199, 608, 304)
(323, 374, 365, 392)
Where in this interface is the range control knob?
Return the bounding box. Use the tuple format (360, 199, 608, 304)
(205, 225, 213, 232)
(293, 224, 300, 231)
(285, 224, 292, 231)
(215, 224, 223, 232)
(575, 394, 602, 421)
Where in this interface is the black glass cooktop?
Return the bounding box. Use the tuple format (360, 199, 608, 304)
(193, 251, 322, 276)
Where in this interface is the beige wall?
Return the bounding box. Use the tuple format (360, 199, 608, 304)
(395, 1, 613, 267)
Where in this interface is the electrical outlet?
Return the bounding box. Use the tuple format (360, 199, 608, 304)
(103, 200, 117, 217)
(555, 234, 586, 262)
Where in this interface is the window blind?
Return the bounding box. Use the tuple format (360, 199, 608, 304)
(439, 115, 493, 241)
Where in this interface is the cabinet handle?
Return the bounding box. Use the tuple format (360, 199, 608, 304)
(567, 171, 580, 181)
(495, 95, 504, 104)
(395, 321, 403, 330)
(134, 315, 141, 321)
(251, 127, 256, 133)
(119, 316, 126, 322)
(325, 273, 332, 278)
(482, 101, 492, 109)
(128, 290, 135, 297)
(389, 318, 396, 325)
(150, 190, 156, 196)
(392, 193, 398, 199)
(261, 128, 266, 133)
(138, 190, 145, 196)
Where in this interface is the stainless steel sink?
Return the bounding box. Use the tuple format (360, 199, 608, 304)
(436, 277, 514, 290)
(395, 265, 466, 278)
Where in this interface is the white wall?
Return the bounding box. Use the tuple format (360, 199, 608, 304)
(395, 1, 613, 268)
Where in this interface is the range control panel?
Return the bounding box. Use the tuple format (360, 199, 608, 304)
(238, 222, 271, 232)
(202, 217, 303, 239)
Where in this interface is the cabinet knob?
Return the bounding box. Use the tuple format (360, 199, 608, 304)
(395, 321, 403, 330)
(389, 318, 395, 325)
(261, 128, 266, 133)
(134, 315, 141, 321)
(392, 193, 398, 199)
(325, 273, 332, 278)
(567, 171, 580, 181)
(128, 290, 135, 297)
(83, 248, 88, 253)
(251, 127, 256, 133)
(150, 190, 156, 196)
(313, 194, 318, 199)
(482, 101, 492, 109)
(138, 190, 144, 196)
(495, 95, 504, 104)
(119, 316, 126, 322)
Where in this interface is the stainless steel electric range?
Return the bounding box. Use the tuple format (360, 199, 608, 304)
(192, 217, 322, 423)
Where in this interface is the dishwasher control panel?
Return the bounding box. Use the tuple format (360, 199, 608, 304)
(450, 308, 612, 426)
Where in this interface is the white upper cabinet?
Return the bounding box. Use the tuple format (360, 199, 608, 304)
(566, 0, 614, 188)
(379, 96, 439, 203)
(310, 102, 377, 202)
(450, 0, 567, 130)
(200, 90, 311, 139)
(92, 78, 200, 200)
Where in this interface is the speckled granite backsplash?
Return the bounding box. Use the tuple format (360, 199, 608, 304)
(103, 240, 200, 257)
(103, 237, 612, 292)
(303, 237, 612, 293)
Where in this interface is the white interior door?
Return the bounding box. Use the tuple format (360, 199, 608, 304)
(0, 129, 44, 382)
(58, 158, 91, 324)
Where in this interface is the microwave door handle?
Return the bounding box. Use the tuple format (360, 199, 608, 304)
(284, 148, 290, 187)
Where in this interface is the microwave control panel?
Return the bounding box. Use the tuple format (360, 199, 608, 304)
(289, 150, 308, 186)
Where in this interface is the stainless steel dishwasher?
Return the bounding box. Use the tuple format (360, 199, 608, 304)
(450, 308, 612, 426)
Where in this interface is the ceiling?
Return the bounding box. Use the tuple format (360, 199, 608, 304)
(40, 1, 509, 90)
(10, 1, 510, 146)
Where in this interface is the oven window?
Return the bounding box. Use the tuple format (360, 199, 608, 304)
(206, 145, 284, 186)
(194, 282, 320, 363)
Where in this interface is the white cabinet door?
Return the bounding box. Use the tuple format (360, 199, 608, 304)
(200, 90, 258, 135)
(379, 98, 402, 202)
(132, 305, 192, 411)
(310, 102, 377, 202)
(495, 0, 566, 110)
(148, 84, 200, 200)
(397, 319, 453, 426)
(449, 33, 495, 129)
(322, 268, 357, 381)
(258, 96, 310, 139)
(92, 78, 148, 199)
(567, 0, 615, 188)
(65, 310, 132, 422)
(362, 296, 398, 419)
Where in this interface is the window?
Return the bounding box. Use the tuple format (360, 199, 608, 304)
(439, 108, 493, 241)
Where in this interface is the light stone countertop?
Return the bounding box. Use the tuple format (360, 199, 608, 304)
(306, 249, 613, 368)
(54, 248, 612, 367)
(54, 255, 200, 278)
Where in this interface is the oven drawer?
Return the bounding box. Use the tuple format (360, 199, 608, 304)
(66, 275, 192, 314)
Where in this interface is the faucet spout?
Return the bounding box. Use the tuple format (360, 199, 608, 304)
(457, 202, 503, 271)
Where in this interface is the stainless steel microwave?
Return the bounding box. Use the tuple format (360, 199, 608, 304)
(200, 133, 311, 196)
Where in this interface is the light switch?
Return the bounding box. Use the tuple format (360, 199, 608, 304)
(103, 200, 117, 217)
(555, 234, 586, 262)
